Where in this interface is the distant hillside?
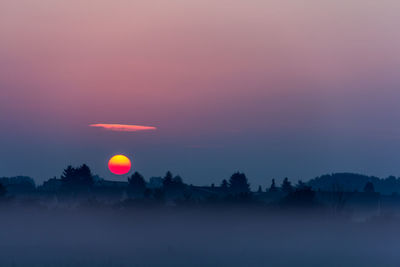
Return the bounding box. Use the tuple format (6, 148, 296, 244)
(307, 173, 400, 195)
(0, 176, 36, 194)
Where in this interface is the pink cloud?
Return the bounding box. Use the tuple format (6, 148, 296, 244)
(89, 124, 157, 132)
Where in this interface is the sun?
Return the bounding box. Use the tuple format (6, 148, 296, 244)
(108, 154, 132, 175)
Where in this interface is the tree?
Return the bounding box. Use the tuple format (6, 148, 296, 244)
(61, 166, 75, 182)
(153, 188, 165, 203)
(229, 172, 250, 194)
(75, 164, 94, 187)
(257, 185, 263, 193)
(128, 172, 146, 196)
(0, 183, 6, 198)
(173, 175, 183, 185)
(281, 178, 293, 194)
(162, 172, 185, 197)
(60, 164, 94, 192)
(281, 186, 317, 208)
(364, 181, 375, 193)
(269, 179, 278, 192)
(163, 171, 173, 187)
(172, 175, 185, 191)
(221, 179, 229, 192)
(296, 180, 307, 190)
(144, 188, 152, 199)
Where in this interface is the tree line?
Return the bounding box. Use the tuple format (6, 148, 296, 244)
(0, 164, 382, 212)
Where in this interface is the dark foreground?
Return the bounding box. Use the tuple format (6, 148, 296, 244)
(0, 207, 399, 267)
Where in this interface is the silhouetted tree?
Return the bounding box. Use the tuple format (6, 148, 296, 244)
(144, 188, 152, 199)
(0, 176, 35, 194)
(221, 179, 229, 191)
(296, 180, 307, 189)
(229, 172, 250, 194)
(153, 188, 165, 203)
(61, 166, 75, 182)
(0, 183, 6, 197)
(269, 179, 278, 192)
(163, 171, 173, 187)
(364, 181, 375, 193)
(281, 178, 293, 194)
(172, 175, 185, 191)
(60, 164, 94, 193)
(78, 164, 93, 184)
(128, 172, 146, 196)
(162, 172, 186, 197)
(257, 185, 262, 193)
(307, 173, 395, 194)
(173, 175, 183, 185)
(281, 186, 317, 208)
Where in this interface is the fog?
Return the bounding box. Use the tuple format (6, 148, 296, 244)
(0, 206, 399, 266)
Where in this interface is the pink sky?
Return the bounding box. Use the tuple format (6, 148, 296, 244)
(1, 0, 400, 184)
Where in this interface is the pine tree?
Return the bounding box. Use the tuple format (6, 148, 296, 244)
(281, 178, 293, 194)
(229, 172, 250, 194)
(128, 172, 146, 195)
(269, 179, 278, 192)
(60, 164, 94, 192)
(163, 171, 173, 187)
(221, 179, 229, 191)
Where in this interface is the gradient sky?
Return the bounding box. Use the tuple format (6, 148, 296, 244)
(1, 0, 400, 186)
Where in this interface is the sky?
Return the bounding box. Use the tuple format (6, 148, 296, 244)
(1, 0, 400, 186)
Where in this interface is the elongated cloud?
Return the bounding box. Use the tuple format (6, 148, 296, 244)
(89, 124, 157, 132)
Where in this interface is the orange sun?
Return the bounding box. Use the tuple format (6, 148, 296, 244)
(108, 155, 132, 175)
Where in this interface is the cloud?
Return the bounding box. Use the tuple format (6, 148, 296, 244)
(89, 124, 157, 132)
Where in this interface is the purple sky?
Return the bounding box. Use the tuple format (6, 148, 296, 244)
(1, 0, 400, 186)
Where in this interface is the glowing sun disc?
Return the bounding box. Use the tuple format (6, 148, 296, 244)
(108, 155, 132, 175)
